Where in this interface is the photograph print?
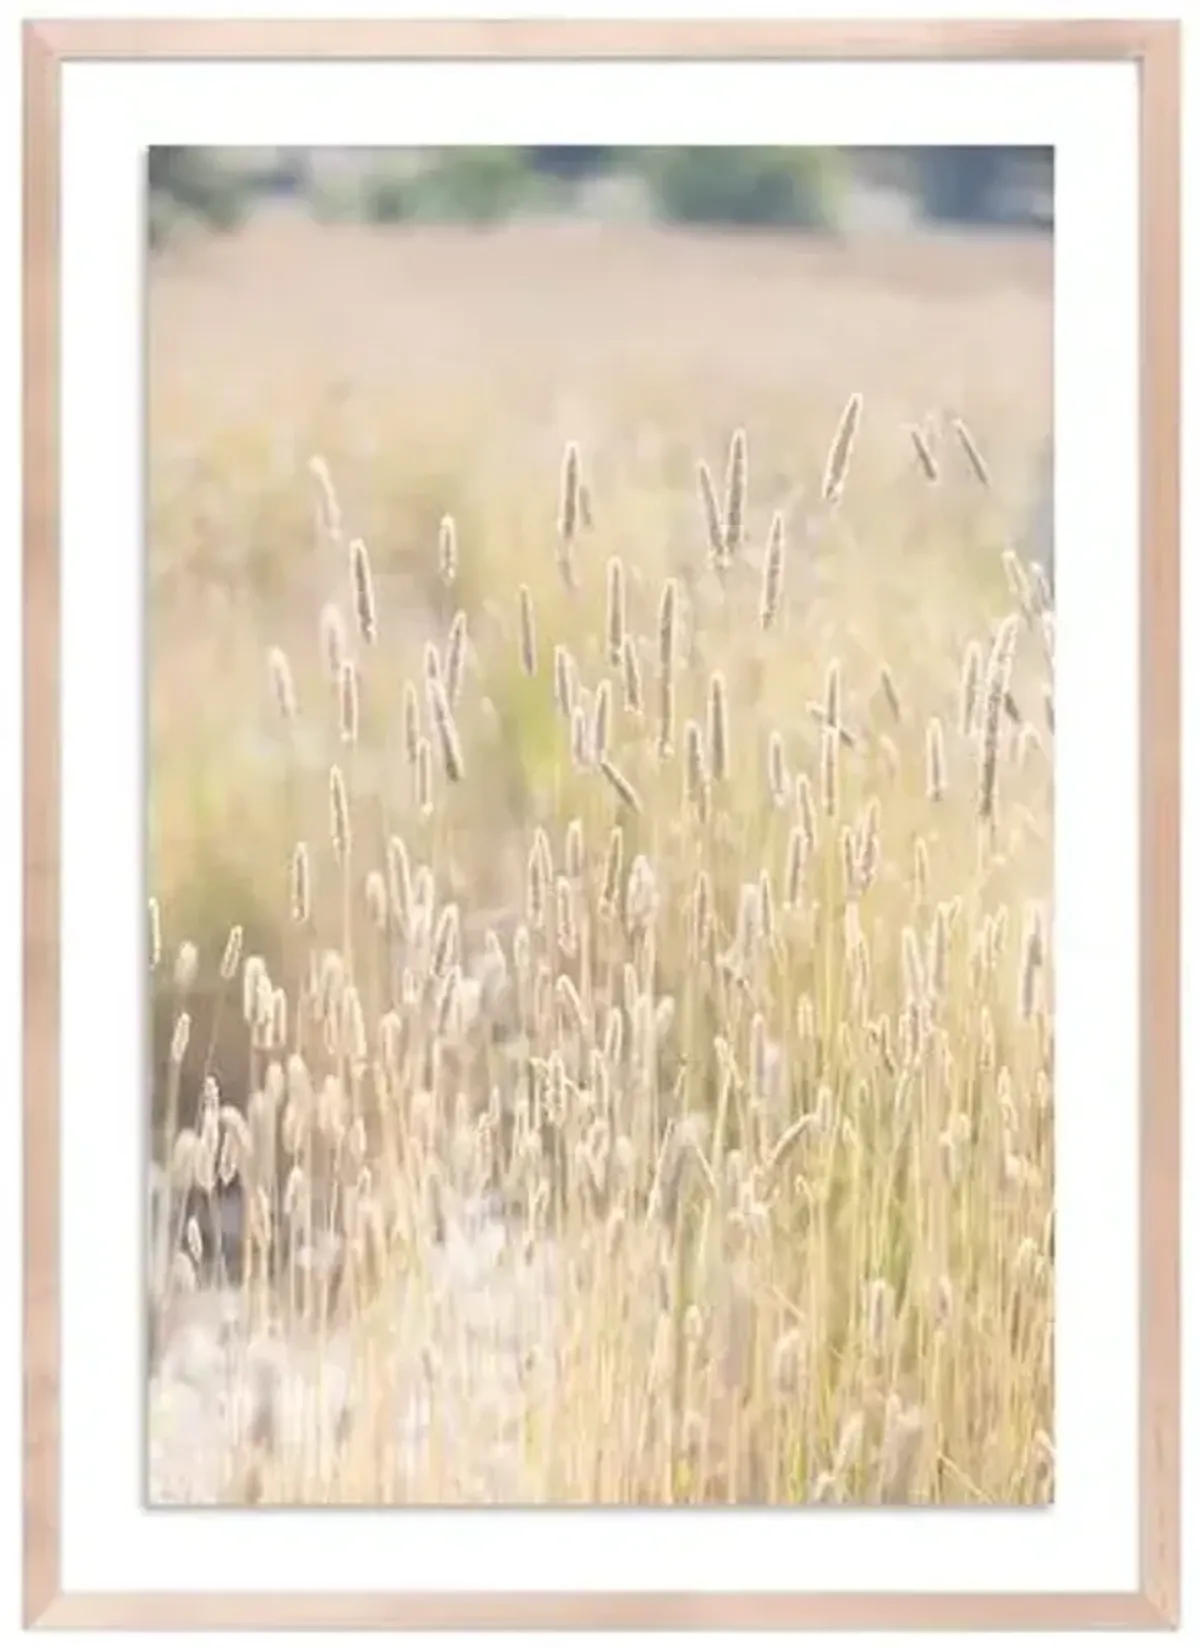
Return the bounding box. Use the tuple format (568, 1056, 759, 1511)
(145, 143, 1055, 1508)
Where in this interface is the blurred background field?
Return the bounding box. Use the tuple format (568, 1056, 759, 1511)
(147, 147, 1053, 1505)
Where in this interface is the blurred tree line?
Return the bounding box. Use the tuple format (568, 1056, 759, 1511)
(147, 144, 1052, 247)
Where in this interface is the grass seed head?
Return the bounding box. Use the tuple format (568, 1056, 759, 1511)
(329, 764, 351, 863)
(267, 646, 297, 725)
(173, 941, 198, 993)
(697, 458, 725, 569)
(723, 428, 748, 559)
(338, 658, 359, 745)
(908, 422, 939, 483)
(600, 754, 642, 815)
(218, 924, 243, 982)
(707, 670, 729, 784)
(592, 677, 613, 762)
(600, 824, 624, 916)
(952, 416, 991, 487)
(438, 514, 457, 585)
(926, 716, 947, 802)
(759, 510, 785, 630)
(426, 670, 466, 782)
(822, 392, 863, 503)
(349, 536, 377, 645)
(445, 610, 468, 706)
(820, 724, 840, 818)
(290, 842, 311, 925)
(605, 557, 626, 665)
(170, 1011, 191, 1066)
(620, 634, 643, 715)
(517, 585, 538, 677)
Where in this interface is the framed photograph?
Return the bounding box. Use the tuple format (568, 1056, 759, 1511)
(23, 18, 1180, 1631)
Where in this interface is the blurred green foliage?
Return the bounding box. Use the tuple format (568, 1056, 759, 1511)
(637, 147, 845, 230)
(147, 144, 1051, 249)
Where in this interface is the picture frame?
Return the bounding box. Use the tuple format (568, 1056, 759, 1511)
(22, 18, 1180, 1631)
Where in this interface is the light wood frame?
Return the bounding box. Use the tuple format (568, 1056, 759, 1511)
(22, 19, 1181, 1631)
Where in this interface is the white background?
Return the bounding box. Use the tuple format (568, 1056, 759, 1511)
(2, 1, 1194, 1644)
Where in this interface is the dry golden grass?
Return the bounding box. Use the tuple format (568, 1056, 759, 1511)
(147, 212, 1053, 1507)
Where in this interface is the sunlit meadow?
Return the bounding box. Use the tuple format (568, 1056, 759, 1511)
(147, 210, 1054, 1507)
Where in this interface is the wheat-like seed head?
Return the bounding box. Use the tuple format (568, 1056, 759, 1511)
(365, 870, 388, 932)
(386, 835, 413, 935)
(349, 537, 377, 645)
(840, 826, 859, 896)
(784, 826, 806, 911)
(218, 924, 243, 982)
(565, 817, 585, 881)
(952, 416, 991, 487)
(526, 837, 548, 931)
(338, 658, 359, 745)
(329, 764, 351, 863)
(1018, 903, 1046, 1021)
(558, 440, 581, 544)
(1002, 549, 1033, 617)
(272, 987, 288, 1050)
(759, 511, 785, 630)
(318, 603, 347, 687)
(309, 453, 343, 545)
(340, 984, 367, 1064)
(592, 677, 613, 763)
(979, 614, 1021, 821)
(599, 824, 624, 916)
(707, 670, 729, 784)
(554, 644, 576, 721)
(723, 428, 748, 560)
(174, 940, 198, 993)
(148, 896, 161, 971)
(757, 870, 776, 947)
(570, 704, 592, 772)
(599, 755, 642, 815)
(879, 664, 902, 723)
(656, 579, 678, 757)
(697, 458, 725, 570)
(820, 724, 839, 818)
(795, 772, 817, 854)
(767, 730, 788, 808)
(857, 797, 881, 887)
(432, 902, 461, 977)
(170, 1011, 191, 1066)
(438, 514, 457, 586)
(619, 633, 644, 717)
(267, 646, 297, 725)
(445, 610, 469, 707)
(555, 877, 578, 958)
(557, 441, 582, 589)
(926, 716, 947, 802)
(958, 639, 983, 739)
(396, 678, 420, 766)
(242, 955, 266, 1024)
(517, 585, 538, 677)
(908, 422, 939, 483)
(683, 718, 707, 813)
(605, 558, 626, 666)
(822, 392, 863, 503)
(426, 669, 466, 783)
(290, 842, 311, 925)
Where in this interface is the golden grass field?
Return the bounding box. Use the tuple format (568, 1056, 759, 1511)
(147, 210, 1054, 1507)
